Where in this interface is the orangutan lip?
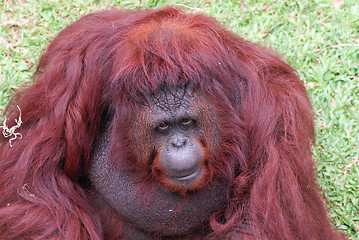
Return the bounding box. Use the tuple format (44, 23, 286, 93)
(173, 167, 202, 181)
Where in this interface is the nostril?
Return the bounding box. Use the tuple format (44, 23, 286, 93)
(171, 136, 187, 148)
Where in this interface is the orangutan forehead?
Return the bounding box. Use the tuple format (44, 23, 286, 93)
(146, 85, 195, 115)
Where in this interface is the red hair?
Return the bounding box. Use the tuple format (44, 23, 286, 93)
(0, 7, 345, 239)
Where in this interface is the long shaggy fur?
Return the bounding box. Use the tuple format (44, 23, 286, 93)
(0, 7, 345, 239)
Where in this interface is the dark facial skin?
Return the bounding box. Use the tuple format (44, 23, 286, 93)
(88, 85, 228, 239)
(132, 85, 220, 192)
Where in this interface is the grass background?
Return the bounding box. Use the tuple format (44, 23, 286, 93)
(1, 0, 358, 238)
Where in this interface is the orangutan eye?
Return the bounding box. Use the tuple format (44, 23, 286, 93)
(156, 122, 170, 134)
(180, 118, 195, 129)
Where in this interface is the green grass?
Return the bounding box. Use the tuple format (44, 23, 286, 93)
(1, 0, 358, 238)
